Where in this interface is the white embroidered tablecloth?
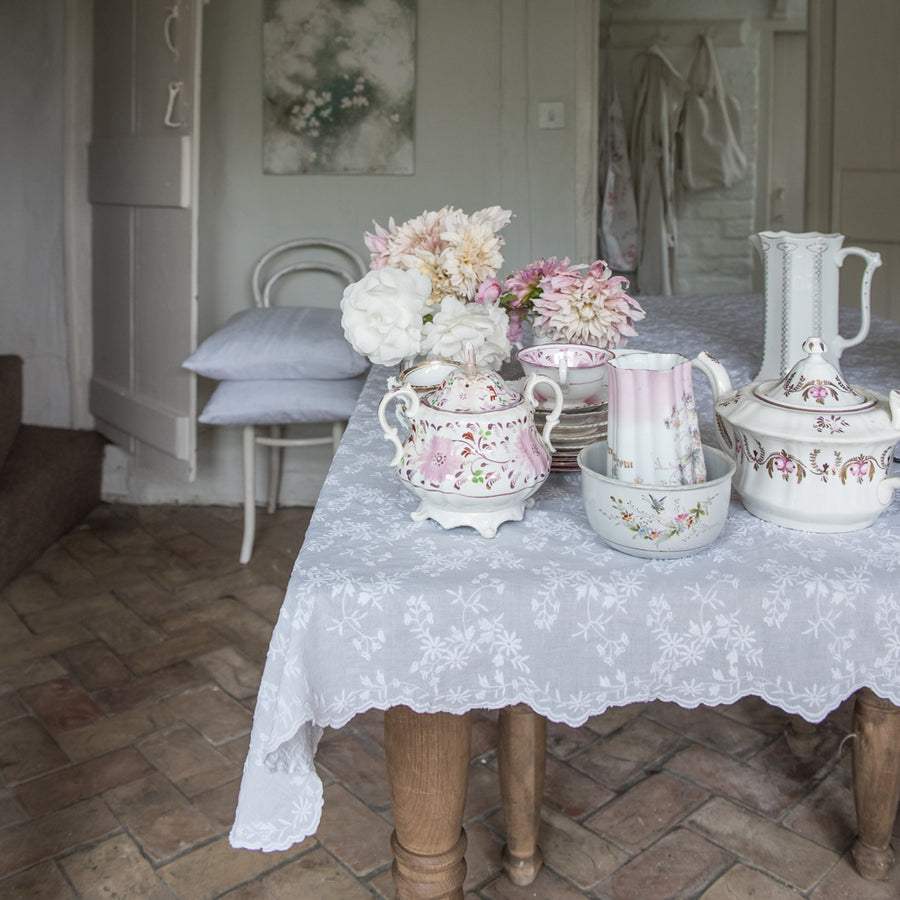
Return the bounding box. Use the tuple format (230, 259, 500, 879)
(230, 294, 900, 852)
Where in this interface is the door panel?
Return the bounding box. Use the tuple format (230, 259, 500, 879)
(134, 206, 195, 411)
(89, 0, 201, 479)
(768, 32, 807, 231)
(831, 0, 900, 321)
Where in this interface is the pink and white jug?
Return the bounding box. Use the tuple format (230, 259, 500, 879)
(606, 351, 708, 486)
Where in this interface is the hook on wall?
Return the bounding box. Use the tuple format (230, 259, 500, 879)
(164, 3, 181, 61)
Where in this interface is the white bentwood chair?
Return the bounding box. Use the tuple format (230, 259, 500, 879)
(185, 238, 368, 563)
(240, 239, 366, 563)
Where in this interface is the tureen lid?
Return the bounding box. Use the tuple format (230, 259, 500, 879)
(753, 337, 874, 412)
(423, 349, 522, 413)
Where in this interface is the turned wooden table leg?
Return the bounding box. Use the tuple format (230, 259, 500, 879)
(384, 707, 471, 900)
(851, 688, 900, 880)
(498, 704, 546, 886)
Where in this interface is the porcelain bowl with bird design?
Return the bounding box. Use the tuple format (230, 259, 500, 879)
(579, 441, 735, 559)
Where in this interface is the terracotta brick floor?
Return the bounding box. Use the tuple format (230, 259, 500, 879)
(1, 503, 899, 899)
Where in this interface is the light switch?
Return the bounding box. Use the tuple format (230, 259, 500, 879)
(538, 101, 565, 129)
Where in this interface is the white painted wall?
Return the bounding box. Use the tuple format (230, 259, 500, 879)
(118, 0, 597, 506)
(0, 1, 70, 427)
(1, 0, 811, 509)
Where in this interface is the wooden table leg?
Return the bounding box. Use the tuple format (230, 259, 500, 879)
(498, 704, 546, 886)
(384, 707, 471, 900)
(851, 688, 900, 880)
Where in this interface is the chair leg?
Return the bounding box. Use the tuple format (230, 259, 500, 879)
(240, 425, 257, 564)
(332, 420, 345, 453)
(266, 425, 283, 514)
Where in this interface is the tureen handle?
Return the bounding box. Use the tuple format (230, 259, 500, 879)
(524, 374, 563, 451)
(876, 475, 900, 509)
(377, 385, 420, 467)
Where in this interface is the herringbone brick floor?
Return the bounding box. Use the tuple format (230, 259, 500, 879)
(1, 503, 899, 899)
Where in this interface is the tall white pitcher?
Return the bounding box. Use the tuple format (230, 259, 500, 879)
(750, 231, 882, 380)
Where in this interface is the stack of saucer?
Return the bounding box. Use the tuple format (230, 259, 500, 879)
(535, 398, 608, 473)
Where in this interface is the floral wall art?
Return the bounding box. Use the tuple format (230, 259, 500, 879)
(263, 0, 416, 175)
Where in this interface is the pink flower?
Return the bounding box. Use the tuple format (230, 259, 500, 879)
(363, 219, 394, 270)
(499, 256, 644, 348)
(513, 429, 547, 480)
(475, 279, 502, 305)
(773, 456, 796, 474)
(503, 257, 577, 306)
(847, 459, 871, 479)
(417, 434, 456, 485)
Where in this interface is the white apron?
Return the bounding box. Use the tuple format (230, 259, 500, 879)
(629, 45, 686, 296)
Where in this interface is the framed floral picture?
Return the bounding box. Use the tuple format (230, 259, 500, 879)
(263, 0, 416, 175)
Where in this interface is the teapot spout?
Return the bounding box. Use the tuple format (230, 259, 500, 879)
(693, 352, 733, 403)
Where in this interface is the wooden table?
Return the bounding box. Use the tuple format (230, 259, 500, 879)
(230, 295, 900, 896)
(382, 692, 900, 898)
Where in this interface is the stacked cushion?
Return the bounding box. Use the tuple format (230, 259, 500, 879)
(183, 306, 369, 426)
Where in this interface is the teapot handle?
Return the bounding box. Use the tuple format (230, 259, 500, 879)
(377, 385, 419, 467)
(524, 374, 563, 451)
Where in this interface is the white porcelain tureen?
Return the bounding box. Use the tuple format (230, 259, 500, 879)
(695, 338, 900, 532)
(377, 353, 564, 537)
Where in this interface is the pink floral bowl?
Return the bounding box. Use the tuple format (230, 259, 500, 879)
(517, 343, 613, 409)
(578, 441, 735, 559)
(399, 359, 458, 393)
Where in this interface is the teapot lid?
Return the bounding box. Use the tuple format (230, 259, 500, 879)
(423, 347, 522, 414)
(754, 337, 874, 412)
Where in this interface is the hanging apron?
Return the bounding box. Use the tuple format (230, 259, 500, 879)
(597, 38, 638, 272)
(630, 45, 686, 296)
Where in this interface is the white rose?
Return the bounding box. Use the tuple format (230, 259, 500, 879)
(340, 267, 431, 366)
(421, 296, 512, 369)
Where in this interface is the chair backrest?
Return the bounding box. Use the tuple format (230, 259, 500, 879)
(251, 239, 367, 308)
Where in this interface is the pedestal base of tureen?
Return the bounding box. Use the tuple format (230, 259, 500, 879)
(411, 497, 535, 539)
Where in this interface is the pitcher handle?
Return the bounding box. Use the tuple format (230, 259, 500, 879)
(377, 385, 419, 467)
(691, 352, 736, 457)
(833, 246, 882, 355)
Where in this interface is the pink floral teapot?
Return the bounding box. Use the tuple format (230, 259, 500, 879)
(377, 352, 564, 537)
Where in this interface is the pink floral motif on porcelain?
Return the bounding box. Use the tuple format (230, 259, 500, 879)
(732, 430, 893, 487)
(399, 413, 550, 496)
(606, 493, 715, 545)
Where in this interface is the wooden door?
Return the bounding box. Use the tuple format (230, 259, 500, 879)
(810, 0, 900, 322)
(89, 0, 202, 479)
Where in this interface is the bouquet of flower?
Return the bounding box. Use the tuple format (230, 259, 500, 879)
(480, 256, 645, 348)
(340, 208, 645, 369)
(341, 206, 514, 368)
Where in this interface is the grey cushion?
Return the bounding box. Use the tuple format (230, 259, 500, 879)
(198, 375, 366, 426)
(183, 307, 368, 381)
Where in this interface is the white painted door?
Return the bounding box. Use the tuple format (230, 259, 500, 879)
(89, 0, 201, 479)
(830, 0, 900, 321)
